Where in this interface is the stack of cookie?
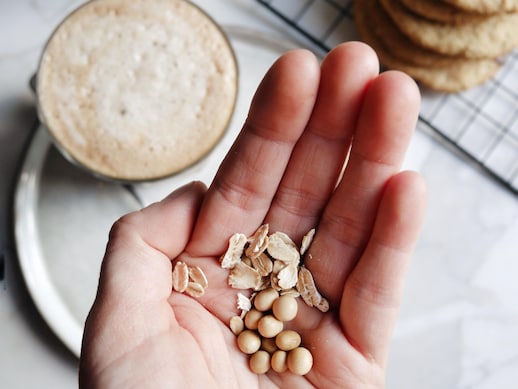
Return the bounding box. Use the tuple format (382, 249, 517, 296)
(354, 0, 518, 92)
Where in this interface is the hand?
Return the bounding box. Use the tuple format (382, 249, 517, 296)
(79, 42, 427, 388)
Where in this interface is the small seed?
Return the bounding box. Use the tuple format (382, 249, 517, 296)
(237, 292, 252, 314)
(261, 337, 278, 354)
(272, 295, 298, 322)
(184, 281, 205, 298)
(250, 253, 273, 277)
(230, 316, 244, 335)
(172, 261, 189, 293)
(300, 228, 315, 255)
(297, 266, 324, 308)
(253, 288, 279, 312)
(229, 262, 262, 290)
(277, 263, 298, 290)
(287, 347, 313, 375)
(257, 315, 283, 338)
(316, 297, 330, 313)
(249, 350, 271, 374)
(271, 350, 288, 373)
(275, 330, 301, 351)
(220, 233, 247, 269)
(189, 265, 208, 289)
(267, 232, 300, 264)
(244, 309, 263, 330)
(237, 330, 261, 354)
(245, 224, 269, 259)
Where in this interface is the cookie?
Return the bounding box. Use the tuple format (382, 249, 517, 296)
(354, 0, 501, 92)
(381, 0, 518, 58)
(442, 0, 518, 13)
(365, 0, 480, 67)
(37, 0, 238, 181)
(399, 0, 490, 24)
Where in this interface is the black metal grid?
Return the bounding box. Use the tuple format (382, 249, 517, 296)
(255, 0, 518, 195)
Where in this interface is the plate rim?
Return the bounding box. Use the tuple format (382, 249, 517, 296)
(14, 126, 85, 356)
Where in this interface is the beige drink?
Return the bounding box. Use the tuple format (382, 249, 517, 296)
(36, 0, 237, 181)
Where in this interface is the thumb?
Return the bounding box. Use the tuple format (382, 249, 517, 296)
(80, 181, 206, 384)
(95, 180, 207, 309)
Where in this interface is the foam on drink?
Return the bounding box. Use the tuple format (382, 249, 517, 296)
(36, 0, 237, 181)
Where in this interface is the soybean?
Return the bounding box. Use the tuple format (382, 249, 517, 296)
(261, 337, 278, 354)
(287, 347, 313, 375)
(275, 330, 301, 351)
(237, 330, 261, 354)
(271, 350, 288, 373)
(272, 295, 298, 322)
(244, 309, 263, 330)
(249, 350, 271, 374)
(254, 288, 279, 311)
(257, 315, 283, 338)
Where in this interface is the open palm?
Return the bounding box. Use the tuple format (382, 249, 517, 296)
(79, 42, 427, 388)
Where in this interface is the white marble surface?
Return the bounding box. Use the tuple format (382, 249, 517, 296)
(0, 1, 517, 388)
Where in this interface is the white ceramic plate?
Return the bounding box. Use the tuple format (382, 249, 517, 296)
(14, 26, 301, 357)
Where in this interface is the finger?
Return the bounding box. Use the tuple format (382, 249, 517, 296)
(265, 42, 379, 240)
(340, 171, 427, 366)
(188, 49, 320, 256)
(82, 181, 206, 366)
(307, 70, 421, 304)
(96, 181, 206, 306)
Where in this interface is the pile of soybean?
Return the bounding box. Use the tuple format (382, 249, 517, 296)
(233, 287, 313, 375)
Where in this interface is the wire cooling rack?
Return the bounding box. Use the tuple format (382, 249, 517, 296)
(255, 0, 518, 195)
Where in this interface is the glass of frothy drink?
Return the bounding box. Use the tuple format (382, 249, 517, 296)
(35, 0, 238, 182)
